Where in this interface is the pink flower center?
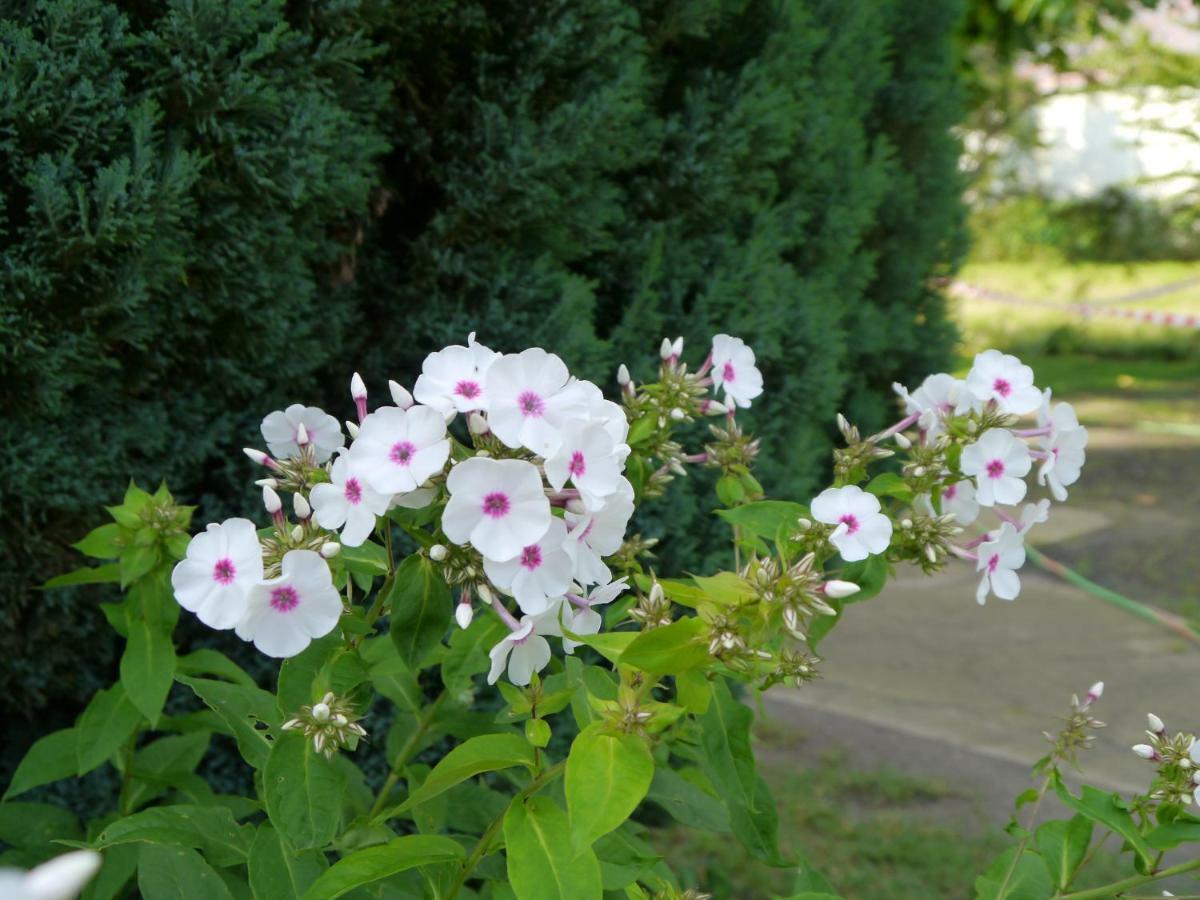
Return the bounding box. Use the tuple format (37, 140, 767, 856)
(986, 459, 1005, 479)
(722, 362, 736, 382)
(482, 492, 510, 518)
(987, 553, 1000, 574)
(992, 377, 1012, 398)
(944, 483, 958, 500)
(518, 391, 545, 417)
(519, 544, 542, 571)
(839, 514, 860, 535)
(390, 441, 416, 466)
(212, 558, 236, 585)
(344, 478, 363, 505)
(270, 585, 300, 612)
(454, 380, 481, 399)
(568, 451, 586, 477)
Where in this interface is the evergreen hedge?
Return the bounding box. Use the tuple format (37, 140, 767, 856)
(0, 0, 965, 774)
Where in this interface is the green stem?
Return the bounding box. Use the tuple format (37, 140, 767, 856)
(116, 730, 140, 816)
(1058, 857, 1200, 899)
(444, 761, 566, 900)
(367, 691, 446, 820)
(996, 771, 1052, 898)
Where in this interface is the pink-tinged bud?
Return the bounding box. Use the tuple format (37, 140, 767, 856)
(617, 364, 631, 387)
(702, 399, 727, 416)
(255, 477, 279, 489)
(244, 447, 280, 471)
(1132, 744, 1157, 760)
(475, 582, 495, 605)
(345, 420, 360, 439)
(894, 432, 912, 449)
(351, 372, 368, 422)
(320, 542, 341, 559)
(468, 412, 490, 435)
(429, 544, 448, 562)
(389, 380, 414, 410)
(262, 485, 282, 514)
(296, 422, 311, 447)
(455, 598, 474, 630)
(822, 580, 860, 600)
(1086, 681, 1104, 704)
(293, 493, 312, 521)
(659, 337, 673, 360)
(671, 336, 684, 358)
(1148, 713, 1165, 735)
(565, 498, 586, 515)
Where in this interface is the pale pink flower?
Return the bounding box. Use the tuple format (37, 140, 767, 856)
(711, 334, 763, 409)
(810, 485, 892, 562)
(349, 405, 450, 496)
(965, 349, 1041, 415)
(487, 615, 553, 686)
(975, 523, 1025, 604)
(236, 550, 342, 658)
(260, 404, 344, 463)
(485, 348, 588, 457)
(544, 420, 626, 510)
(960, 428, 1032, 507)
(171, 518, 264, 630)
(941, 478, 980, 526)
(563, 476, 635, 585)
(412, 332, 498, 415)
(442, 457, 551, 561)
(484, 519, 574, 614)
(310, 455, 390, 547)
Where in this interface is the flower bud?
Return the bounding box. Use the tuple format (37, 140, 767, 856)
(255, 477, 279, 489)
(911, 466, 925, 477)
(332, 713, 348, 727)
(565, 498, 587, 515)
(670, 408, 686, 421)
(262, 485, 282, 514)
(351, 372, 367, 400)
(1132, 743, 1156, 760)
(796, 518, 811, 531)
(293, 493, 311, 520)
(468, 412, 490, 435)
(649, 582, 665, 606)
(837, 413, 850, 433)
(429, 544, 448, 562)
(455, 599, 474, 629)
(617, 364, 631, 386)
(389, 380, 414, 410)
(244, 447, 279, 470)
(296, 422, 311, 447)
(671, 336, 684, 358)
(660, 337, 673, 360)
(823, 580, 860, 600)
(312, 702, 331, 723)
(1147, 713, 1165, 734)
(320, 542, 341, 559)
(894, 432, 912, 449)
(1086, 681, 1104, 703)
(1183, 757, 1193, 770)
(345, 420, 360, 439)
(290, 524, 304, 542)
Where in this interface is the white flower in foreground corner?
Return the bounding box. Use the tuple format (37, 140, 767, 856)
(810, 485, 893, 563)
(261, 404, 345, 463)
(310, 455, 391, 547)
(443, 457, 551, 561)
(941, 479, 980, 527)
(236, 550, 342, 657)
(0, 850, 102, 900)
(484, 518, 574, 614)
(965, 349, 1041, 415)
(544, 419, 626, 509)
(975, 522, 1025, 604)
(349, 405, 451, 496)
(487, 614, 554, 686)
(412, 332, 498, 415)
(562, 577, 629, 652)
(960, 428, 1032, 507)
(485, 348, 588, 456)
(1037, 394, 1088, 502)
(563, 476, 636, 585)
(171, 518, 264, 630)
(711, 334, 764, 409)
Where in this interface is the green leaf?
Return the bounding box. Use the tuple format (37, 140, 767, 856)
(689, 572, 755, 607)
(645, 768, 731, 834)
(715, 501, 807, 539)
(3, 728, 78, 800)
(137, 844, 234, 899)
(1146, 818, 1200, 850)
(175, 650, 256, 688)
(791, 853, 838, 893)
(561, 628, 638, 663)
(806, 598, 842, 650)
(566, 725, 654, 852)
(74, 523, 124, 560)
(593, 823, 660, 891)
(264, 733, 346, 851)
(119, 543, 159, 587)
(715, 474, 746, 506)
(525, 718, 551, 748)
(698, 679, 785, 864)
(621, 617, 711, 673)
(505, 795, 603, 900)
(300, 835, 465, 900)
(276, 634, 366, 714)
(974, 847, 1053, 900)
(339, 540, 389, 578)
(1052, 774, 1155, 869)
(81, 843, 138, 900)
(375, 733, 536, 821)
(632, 575, 707, 609)
(77, 683, 143, 775)
(92, 804, 254, 866)
(675, 670, 712, 714)
(1035, 816, 1092, 890)
(442, 615, 507, 693)
(866, 472, 913, 502)
(248, 824, 328, 900)
(0, 802, 81, 849)
(389, 554, 452, 670)
(125, 731, 211, 811)
(121, 606, 176, 726)
(42, 563, 122, 589)
(177, 675, 279, 769)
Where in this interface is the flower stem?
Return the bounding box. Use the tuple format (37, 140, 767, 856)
(1057, 857, 1200, 899)
(995, 771, 1052, 898)
(368, 691, 447, 820)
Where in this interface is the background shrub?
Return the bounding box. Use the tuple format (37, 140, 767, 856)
(0, 0, 965, 781)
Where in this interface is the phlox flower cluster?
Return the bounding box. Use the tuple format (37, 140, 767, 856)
(1131, 712, 1200, 807)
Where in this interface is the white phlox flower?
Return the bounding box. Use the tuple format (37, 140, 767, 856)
(960, 428, 1032, 507)
(485, 348, 589, 457)
(1018, 499, 1050, 534)
(412, 332, 498, 415)
(349, 405, 451, 497)
(487, 614, 554, 686)
(544, 419, 626, 510)
(561, 577, 628, 652)
(260, 404, 344, 463)
(965, 349, 1041, 415)
(941, 478, 980, 526)
(0, 850, 102, 900)
(975, 522, 1026, 604)
(171, 518, 264, 630)
(483, 518, 574, 614)
(809, 485, 893, 563)
(894, 373, 971, 438)
(236, 550, 342, 658)
(710, 334, 764, 409)
(442, 457, 551, 562)
(563, 476, 635, 585)
(574, 379, 631, 445)
(310, 454, 390, 547)
(1037, 391, 1088, 502)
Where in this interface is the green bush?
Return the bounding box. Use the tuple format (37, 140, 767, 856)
(0, 0, 965, 777)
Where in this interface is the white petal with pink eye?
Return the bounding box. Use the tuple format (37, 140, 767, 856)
(810, 485, 892, 563)
(975, 523, 1026, 605)
(260, 404, 344, 463)
(711, 334, 764, 409)
(561, 577, 628, 652)
(349, 405, 450, 496)
(941, 479, 979, 526)
(442, 457, 551, 562)
(310, 455, 390, 547)
(236, 550, 342, 658)
(484, 348, 589, 457)
(487, 617, 553, 686)
(573, 379, 631, 445)
(901, 373, 971, 438)
(413, 332, 498, 415)
(960, 427, 1032, 507)
(562, 477, 634, 584)
(544, 420, 623, 509)
(965, 349, 1041, 415)
(484, 519, 573, 614)
(1038, 400, 1088, 501)
(171, 518, 264, 630)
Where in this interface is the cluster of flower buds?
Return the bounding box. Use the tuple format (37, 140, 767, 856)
(282, 691, 368, 759)
(1040, 682, 1105, 768)
(1132, 713, 1200, 807)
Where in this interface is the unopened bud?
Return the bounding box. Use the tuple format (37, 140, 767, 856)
(660, 338, 673, 360)
(312, 702, 331, 723)
(389, 380, 414, 410)
(1183, 757, 1193, 770)
(296, 422, 311, 447)
(476, 582, 495, 605)
(837, 413, 850, 433)
(796, 518, 811, 531)
(671, 336, 684, 357)
(455, 600, 474, 630)
(1148, 713, 1165, 735)
(1086, 681, 1104, 703)
(429, 544, 448, 562)
(468, 412, 490, 435)
(911, 466, 925, 477)
(345, 420, 360, 439)
(670, 408, 686, 421)
(255, 477, 279, 489)
(320, 542, 341, 559)
(822, 580, 860, 600)
(262, 485, 282, 514)
(244, 447, 279, 470)
(649, 582, 665, 606)
(293, 493, 311, 520)
(332, 713, 348, 728)
(617, 364, 631, 387)
(290, 524, 304, 542)
(565, 498, 587, 515)
(351, 372, 367, 400)
(900, 518, 913, 530)
(894, 432, 912, 449)
(703, 399, 728, 416)
(1132, 744, 1157, 760)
